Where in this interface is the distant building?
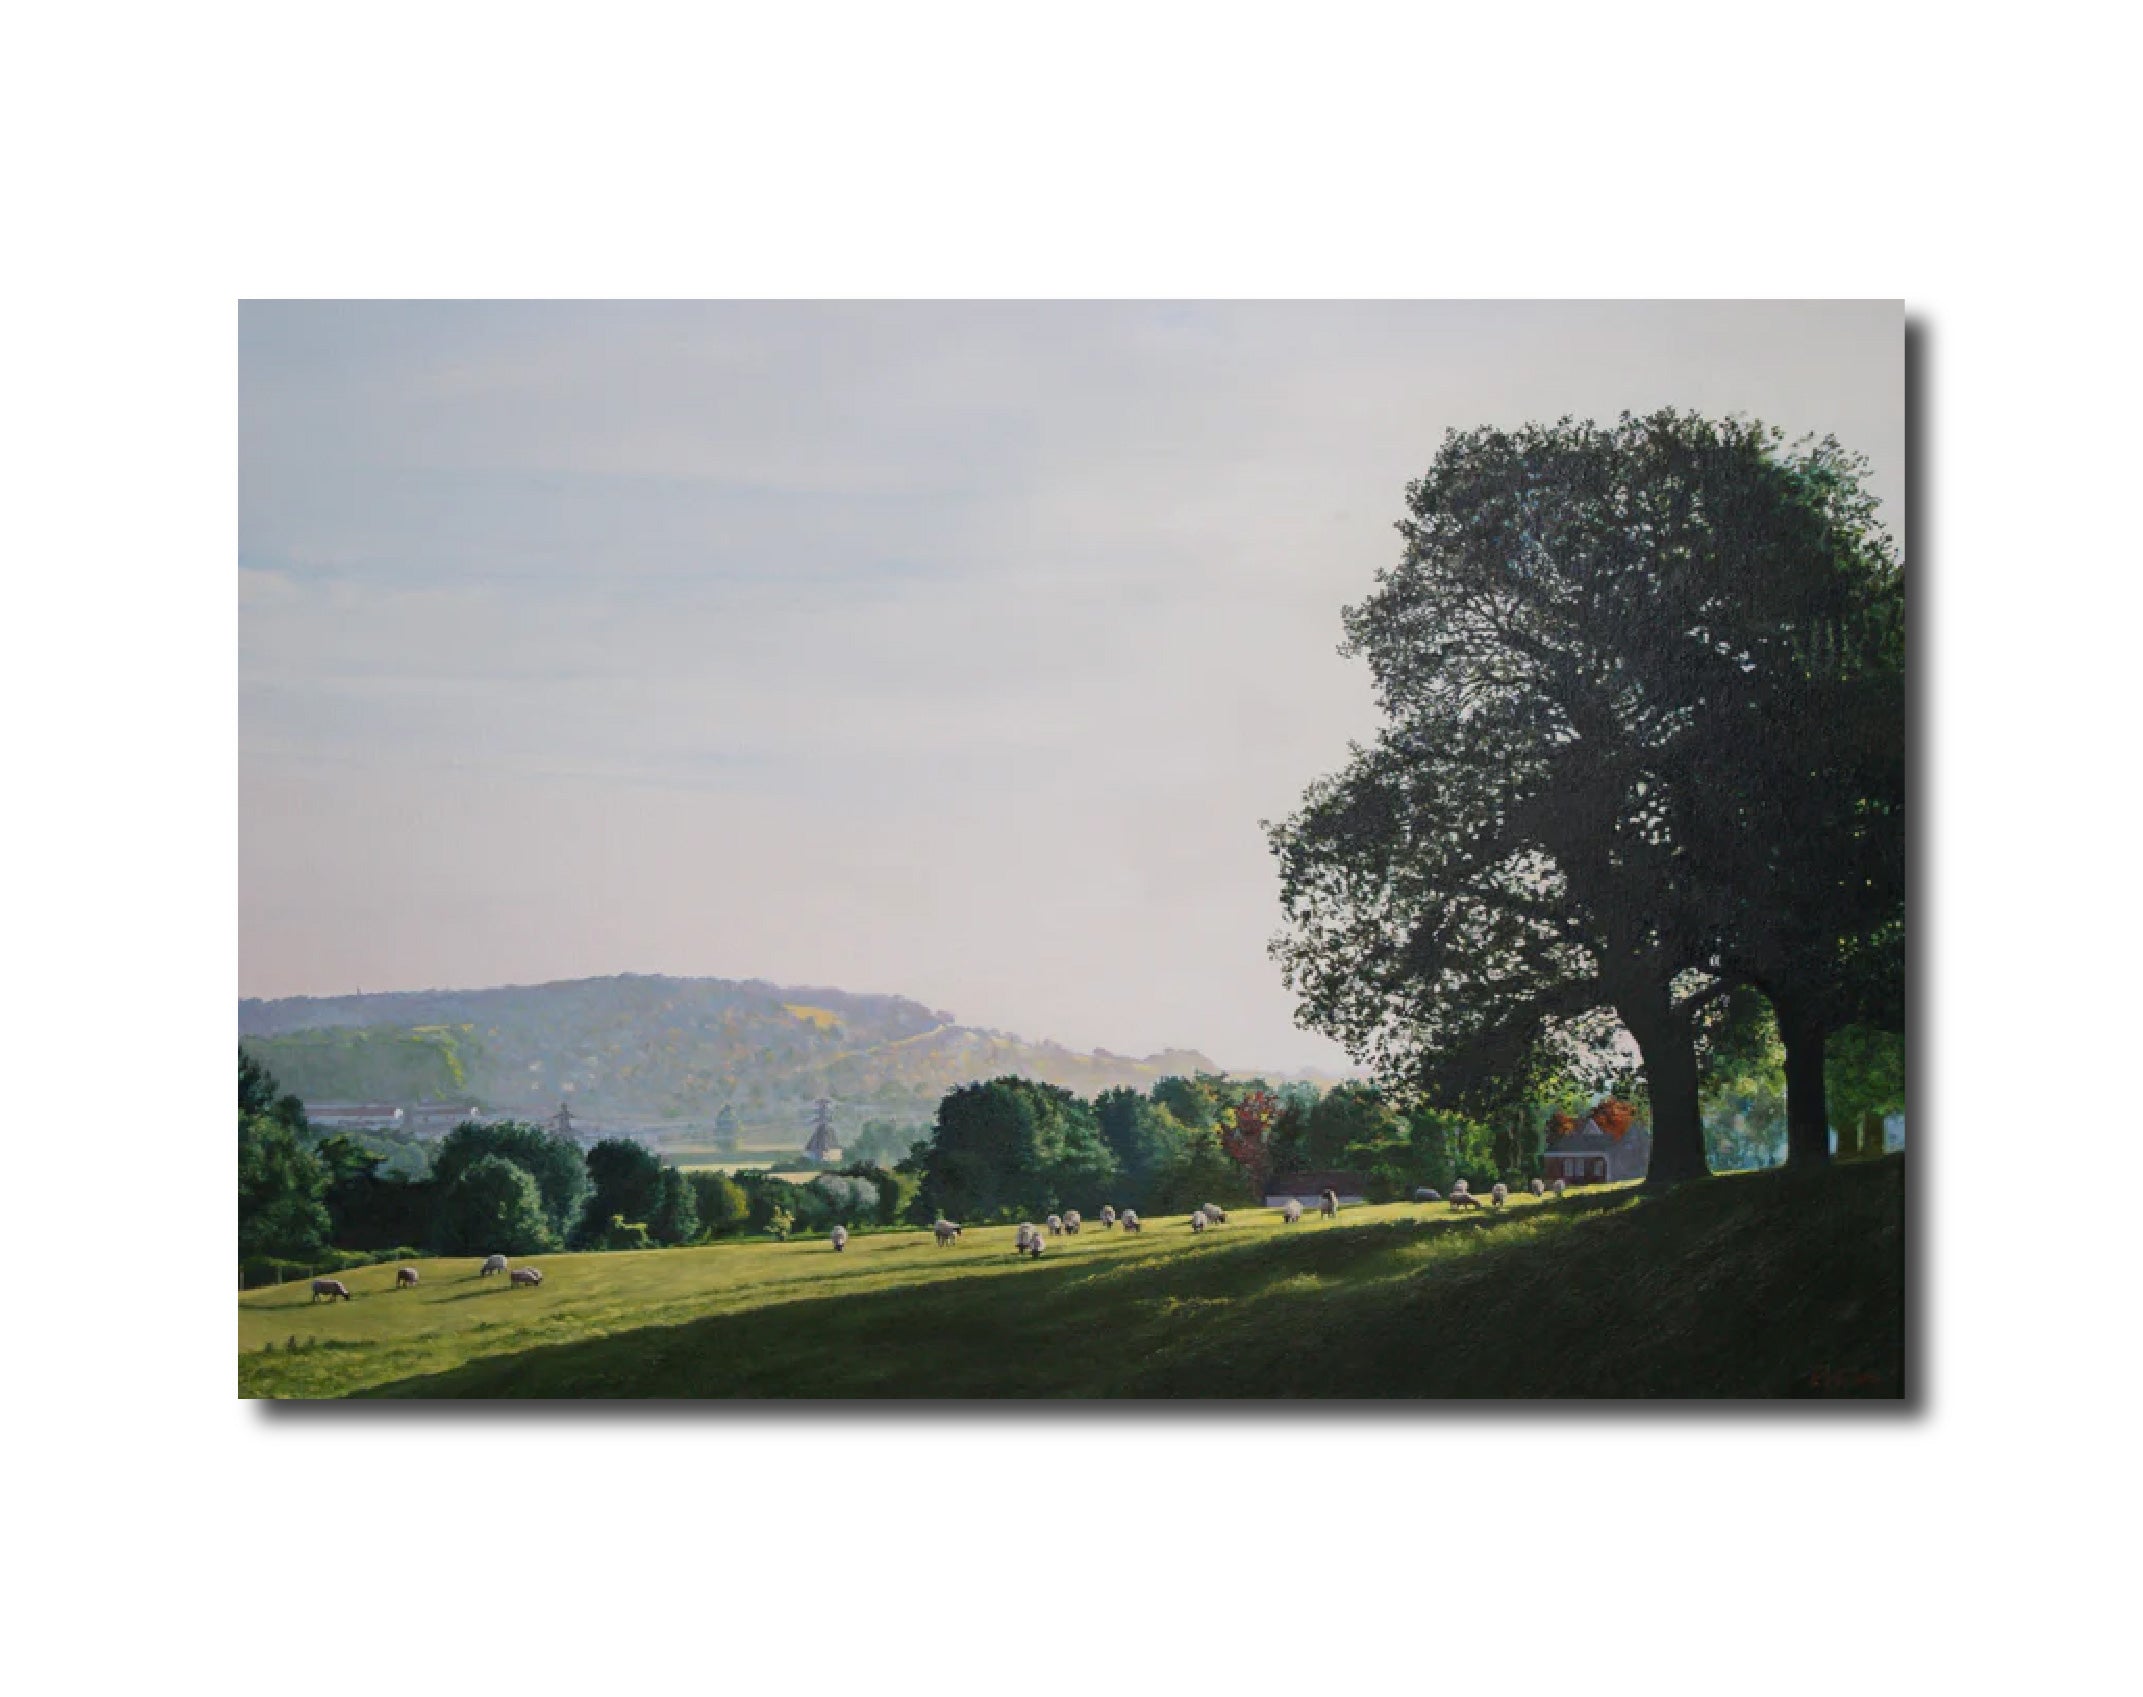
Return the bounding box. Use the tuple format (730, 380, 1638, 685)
(1265, 1170, 1370, 1207)
(404, 1100, 480, 1137)
(1542, 1116, 1652, 1185)
(302, 1101, 405, 1132)
(803, 1098, 842, 1164)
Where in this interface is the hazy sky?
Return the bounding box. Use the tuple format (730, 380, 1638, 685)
(240, 300, 1902, 1070)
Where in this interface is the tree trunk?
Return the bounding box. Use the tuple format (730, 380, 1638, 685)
(1776, 997, 1832, 1170)
(1620, 991, 1710, 1189)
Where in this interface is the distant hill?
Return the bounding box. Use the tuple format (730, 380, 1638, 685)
(238, 974, 1223, 1147)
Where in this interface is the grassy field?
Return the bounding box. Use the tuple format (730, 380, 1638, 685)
(238, 1158, 1904, 1399)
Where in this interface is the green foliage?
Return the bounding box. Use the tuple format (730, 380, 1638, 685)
(240, 1025, 478, 1103)
(1143, 1125, 1250, 1214)
(240, 1054, 332, 1261)
(598, 1215, 656, 1252)
(432, 1121, 590, 1241)
(648, 1166, 700, 1245)
(919, 1076, 1118, 1221)
(686, 1170, 751, 1238)
(1306, 1082, 1401, 1169)
(432, 1156, 554, 1256)
(575, 1138, 666, 1248)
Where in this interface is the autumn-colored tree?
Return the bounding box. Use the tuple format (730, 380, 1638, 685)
(1219, 1089, 1279, 1197)
(1593, 1098, 1635, 1140)
(1545, 1110, 1576, 1140)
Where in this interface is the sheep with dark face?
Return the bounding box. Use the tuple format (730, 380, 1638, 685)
(1280, 1198, 1303, 1224)
(1015, 1222, 1036, 1252)
(510, 1266, 543, 1287)
(395, 1266, 419, 1288)
(934, 1218, 963, 1246)
(1014, 1223, 1044, 1259)
(1201, 1204, 1227, 1224)
(1449, 1191, 1483, 1210)
(1529, 1178, 1545, 1198)
(1063, 1210, 1082, 1234)
(480, 1254, 509, 1276)
(1491, 1182, 1509, 1208)
(1319, 1189, 1338, 1220)
(830, 1225, 848, 1252)
(310, 1277, 351, 1303)
(1046, 1215, 1064, 1236)
(1189, 1210, 1208, 1234)
(1121, 1211, 1141, 1234)
(1099, 1205, 1118, 1228)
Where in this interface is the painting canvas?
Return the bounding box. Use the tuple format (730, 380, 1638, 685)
(237, 300, 1905, 1400)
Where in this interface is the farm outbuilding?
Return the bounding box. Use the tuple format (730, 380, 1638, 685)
(1265, 1170, 1369, 1207)
(1541, 1116, 1652, 1185)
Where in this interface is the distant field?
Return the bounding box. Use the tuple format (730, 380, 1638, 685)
(238, 1160, 1904, 1399)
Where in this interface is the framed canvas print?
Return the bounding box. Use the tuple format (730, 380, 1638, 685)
(238, 300, 1905, 1400)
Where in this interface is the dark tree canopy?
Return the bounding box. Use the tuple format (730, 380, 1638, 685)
(1270, 411, 1904, 1186)
(432, 1120, 591, 1242)
(432, 1154, 553, 1255)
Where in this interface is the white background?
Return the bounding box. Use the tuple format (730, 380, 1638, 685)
(5, 3, 2134, 1694)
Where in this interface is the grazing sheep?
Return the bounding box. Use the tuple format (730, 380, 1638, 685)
(1415, 1189, 1442, 1204)
(1015, 1224, 1045, 1259)
(1491, 1182, 1509, 1208)
(1100, 1205, 1118, 1228)
(1015, 1222, 1036, 1251)
(1449, 1191, 1483, 1210)
(933, 1218, 963, 1246)
(1046, 1214, 1064, 1236)
(1319, 1188, 1338, 1220)
(1281, 1198, 1303, 1225)
(1064, 1210, 1082, 1234)
(1121, 1211, 1141, 1235)
(1201, 1204, 1227, 1224)
(310, 1277, 351, 1303)
(1529, 1178, 1545, 1198)
(509, 1266, 543, 1287)
(1551, 1178, 1566, 1197)
(830, 1225, 848, 1252)
(395, 1266, 419, 1288)
(480, 1253, 509, 1276)
(1189, 1210, 1208, 1234)
(1451, 1179, 1470, 1196)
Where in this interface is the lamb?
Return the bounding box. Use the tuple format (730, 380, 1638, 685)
(310, 1277, 351, 1303)
(1319, 1188, 1338, 1220)
(1121, 1211, 1141, 1235)
(1449, 1191, 1483, 1210)
(933, 1218, 963, 1246)
(1189, 1210, 1208, 1233)
(1063, 1210, 1082, 1234)
(1099, 1206, 1118, 1228)
(1491, 1182, 1509, 1208)
(395, 1266, 419, 1288)
(1014, 1223, 1044, 1259)
(1280, 1198, 1303, 1224)
(830, 1225, 848, 1252)
(480, 1253, 509, 1276)
(509, 1266, 543, 1287)
(1201, 1204, 1227, 1224)
(1529, 1178, 1545, 1198)
(1046, 1214, 1064, 1236)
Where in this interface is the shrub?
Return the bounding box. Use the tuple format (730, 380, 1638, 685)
(599, 1215, 656, 1252)
(432, 1155, 555, 1256)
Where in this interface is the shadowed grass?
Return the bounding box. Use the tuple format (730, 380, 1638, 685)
(242, 1159, 1901, 1399)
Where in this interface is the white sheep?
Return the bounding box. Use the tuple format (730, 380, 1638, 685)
(480, 1253, 509, 1276)
(1121, 1211, 1142, 1234)
(1201, 1204, 1227, 1224)
(1189, 1210, 1208, 1234)
(310, 1277, 351, 1303)
(1491, 1182, 1509, 1208)
(1450, 1190, 1484, 1210)
(1281, 1198, 1303, 1224)
(1064, 1210, 1082, 1234)
(1529, 1178, 1545, 1198)
(830, 1225, 848, 1252)
(1415, 1189, 1442, 1204)
(1046, 1214, 1064, 1236)
(1551, 1178, 1567, 1197)
(1099, 1205, 1118, 1228)
(1319, 1188, 1338, 1220)
(934, 1218, 963, 1246)
(509, 1266, 543, 1287)
(395, 1266, 419, 1288)
(1451, 1179, 1470, 1196)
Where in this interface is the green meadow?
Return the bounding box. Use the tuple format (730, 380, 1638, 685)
(239, 1158, 1903, 1400)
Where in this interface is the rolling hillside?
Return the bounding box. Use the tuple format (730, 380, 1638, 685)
(239, 973, 1224, 1142)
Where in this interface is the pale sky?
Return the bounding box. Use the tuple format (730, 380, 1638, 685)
(240, 301, 1903, 1070)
